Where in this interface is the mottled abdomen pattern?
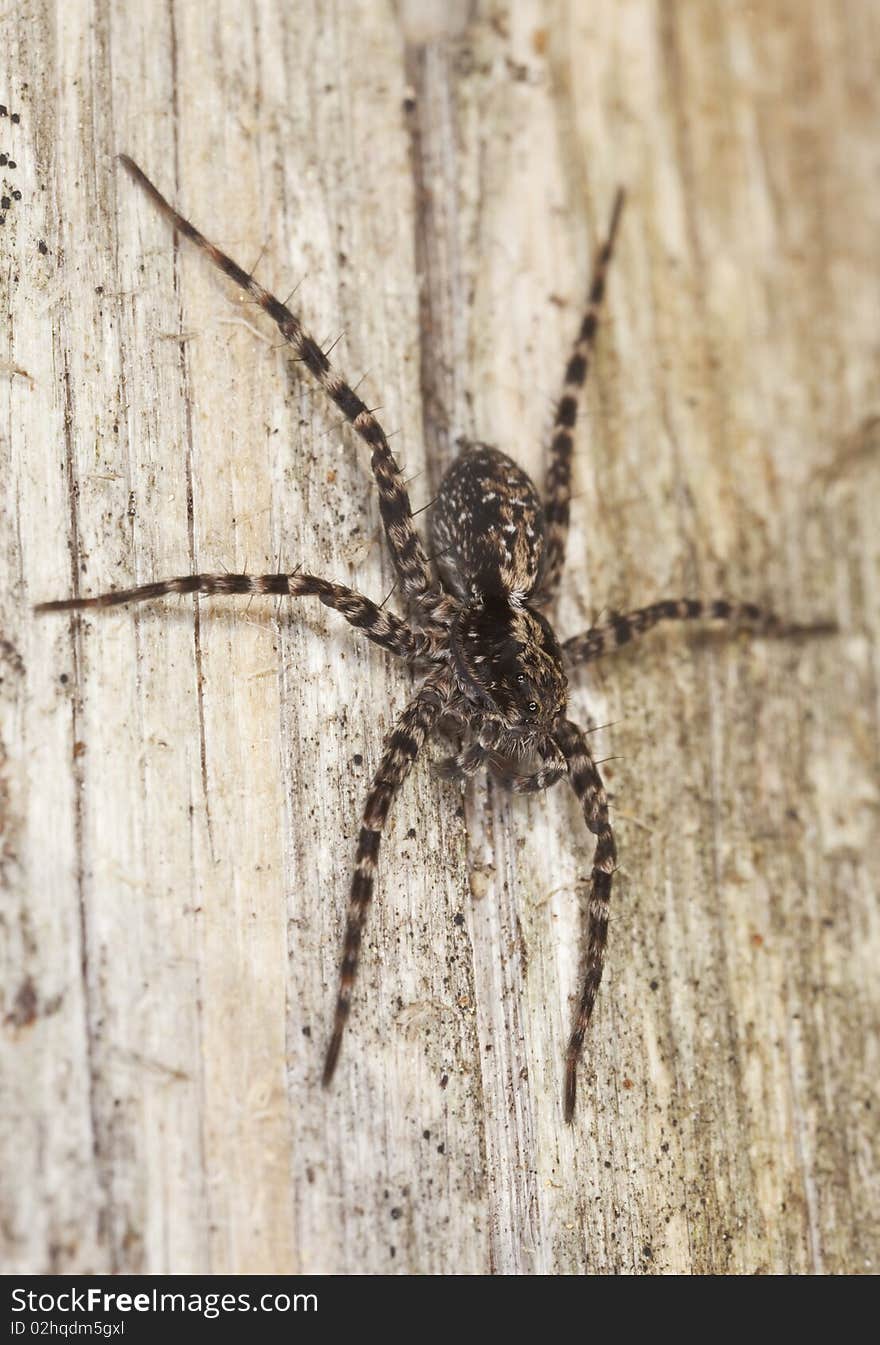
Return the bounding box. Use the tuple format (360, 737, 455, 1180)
(432, 445, 546, 603)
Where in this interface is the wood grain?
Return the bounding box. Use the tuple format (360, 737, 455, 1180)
(2, 0, 877, 1274)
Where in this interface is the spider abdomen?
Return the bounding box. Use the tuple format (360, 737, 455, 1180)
(431, 445, 545, 603)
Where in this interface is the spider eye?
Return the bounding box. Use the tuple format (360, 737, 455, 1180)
(527, 701, 538, 714)
(516, 674, 526, 683)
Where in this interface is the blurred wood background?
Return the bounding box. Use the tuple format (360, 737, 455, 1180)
(1, 0, 878, 1274)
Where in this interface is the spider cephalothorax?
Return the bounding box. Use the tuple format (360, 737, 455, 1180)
(37, 161, 830, 1123)
(449, 593, 567, 731)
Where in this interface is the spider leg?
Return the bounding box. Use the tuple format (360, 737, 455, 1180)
(496, 744, 568, 794)
(322, 667, 452, 1086)
(35, 571, 440, 662)
(541, 188, 625, 598)
(433, 740, 485, 783)
(562, 597, 836, 668)
(119, 156, 441, 615)
(436, 732, 567, 792)
(554, 717, 616, 1124)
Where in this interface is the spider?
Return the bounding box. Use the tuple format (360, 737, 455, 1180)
(37, 157, 831, 1122)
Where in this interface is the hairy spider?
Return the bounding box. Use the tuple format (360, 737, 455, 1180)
(37, 158, 831, 1122)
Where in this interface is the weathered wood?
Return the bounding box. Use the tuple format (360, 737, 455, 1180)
(2, 0, 878, 1275)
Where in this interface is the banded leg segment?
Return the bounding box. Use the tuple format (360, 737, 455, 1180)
(433, 740, 487, 783)
(436, 735, 567, 793)
(35, 571, 439, 661)
(541, 189, 625, 596)
(554, 717, 616, 1124)
(322, 668, 452, 1086)
(562, 597, 835, 668)
(499, 748, 568, 794)
(119, 156, 440, 612)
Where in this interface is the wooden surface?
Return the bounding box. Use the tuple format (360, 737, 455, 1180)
(2, 0, 878, 1275)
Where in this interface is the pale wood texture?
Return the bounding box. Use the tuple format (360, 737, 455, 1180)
(2, 0, 878, 1275)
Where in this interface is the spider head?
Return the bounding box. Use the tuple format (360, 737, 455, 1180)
(451, 596, 568, 730)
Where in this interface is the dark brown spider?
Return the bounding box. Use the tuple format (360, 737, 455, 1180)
(37, 158, 831, 1122)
